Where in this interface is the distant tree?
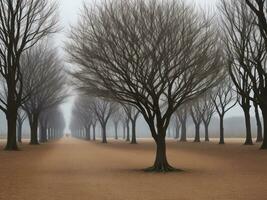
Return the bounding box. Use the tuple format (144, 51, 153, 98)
(90, 98, 116, 143)
(177, 107, 188, 142)
(173, 116, 181, 140)
(17, 110, 27, 143)
(67, 0, 223, 171)
(0, 0, 58, 150)
(212, 77, 237, 144)
(91, 117, 98, 141)
(199, 94, 216, 142)
(47, 108, 66, 139)
(123, 105, 140, 144)
(39, 108, 52, 143)
(73, 96, 96, 140)
(112, 107, 123, 140)
(190, 102, 203, 142)
(21, 44, 66, 145)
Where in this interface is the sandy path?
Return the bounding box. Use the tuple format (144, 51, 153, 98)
(0, 138, 267, 200)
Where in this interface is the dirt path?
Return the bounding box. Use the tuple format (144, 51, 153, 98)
(0, 138, 267, 200)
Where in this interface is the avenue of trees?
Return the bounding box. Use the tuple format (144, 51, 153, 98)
(66, 0, 267, 172)
(1, 0, 267, 173)
(0, 0, 66, 150)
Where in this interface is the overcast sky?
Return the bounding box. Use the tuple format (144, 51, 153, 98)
(57, 0, 242, 132)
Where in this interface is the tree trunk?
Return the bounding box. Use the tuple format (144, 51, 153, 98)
(180, 120, 187, 142)
(243, 105, 253, 145)
(93, 125, 96, 141)
(39, 125, 48, 143)
(175, 125, 180, 139)
(145, 130, 178, 172)
(102, 123, 107, 143)
(30, 114, 39, 145)
(131, 120, 137, 144)
(86, 126, 91, 140)
(5, 106, 18, 150)
(219, 115, 225, 144)
(194, 124, 200, 142)
(126, 120, 130, 142)
(123, 124, 126, 139)
(114, 123, 118, 140)
(204, 123, 209, 142)
(260, 106, 267, 149)
(5, 85, 19, 150)
(17, 122, 23, 143)
(255, 102, 263, 142)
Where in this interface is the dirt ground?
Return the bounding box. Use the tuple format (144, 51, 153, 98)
(0, 138, 267, 200)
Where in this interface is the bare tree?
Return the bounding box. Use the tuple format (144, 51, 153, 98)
(0, 0, 58, 150)
(173, 115, 181, 140)
(67, 0, 223, 172)
(254, 101, 263, 142)
(21, 44, 66, 145)
(90, 98, 116, 143)
(177, 106, 188, 142)
(240, 0, 267, 149)
(190, 102, 203, 142)
(212, 77, 237, 144)
(200, 94, 216, 142)
(17, 110, 27, 143)
(220, 0, 255, 145)
(73, 96, 97, 140)
(123, 105, 140, 144)
(111, 107, 123, 140)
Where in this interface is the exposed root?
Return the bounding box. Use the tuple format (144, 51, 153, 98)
(144, 164, 183, 173)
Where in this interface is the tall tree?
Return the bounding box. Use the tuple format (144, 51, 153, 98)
(190, 102, 203, 143)
(0, 0, 58, 150)
(220, 0, 255, 145)
(17, 110, 27, 143)
(199, 94, 216, 142)
(212, 77, 237, 144)
(244, 0, 267, 149)
(67, 0, 223, 172)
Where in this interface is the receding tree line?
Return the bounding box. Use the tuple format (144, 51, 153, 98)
(0, 0, 67, 149)
(1, 0, 267, 173)
(66, 0, 267, 172)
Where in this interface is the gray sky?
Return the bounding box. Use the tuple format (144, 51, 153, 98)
(57, 0, 243, 132)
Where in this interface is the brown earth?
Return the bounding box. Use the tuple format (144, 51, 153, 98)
(0, 137, 267, 200)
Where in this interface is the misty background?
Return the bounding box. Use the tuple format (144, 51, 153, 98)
(0, 0, 258, 139)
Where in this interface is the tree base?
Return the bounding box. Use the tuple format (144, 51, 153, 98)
(219, 141, 225, 145)
(144, 165, 183, 173)
(4, 146, 19, 151)
(29, 142, 40, 145)
(244, 141, 253, 145)
(131, 141, 137, 144)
